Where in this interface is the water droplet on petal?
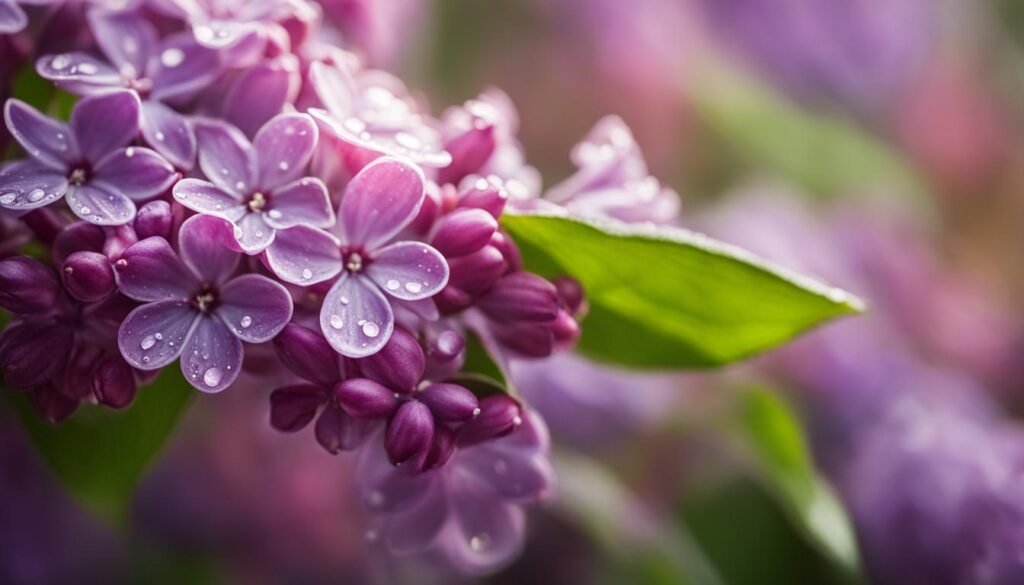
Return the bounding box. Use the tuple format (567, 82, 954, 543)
(339, 296, 349, 305)
(301, 268, 313, 280)
(469, 534, 490, 551)
(240, 315, 252, 328)
(278, 161, 289, 171)
(203, 367, 223, 387)
(329, 315, 344, 329)
(0, 193, 15, 205)
(404, 282, 422, 294)
(27, 188, 45, 202)
(267, 209, 282, 220)
(361, 322, 380, 338)
(155, 131, 165, 142)
(385, 279, 399, 291)
(78, 62, 98, 75)
(160, 47, 185, 68)
(125, 147, 135, 157)
(140, 335, 156, 350)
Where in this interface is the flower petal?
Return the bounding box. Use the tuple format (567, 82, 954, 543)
(3, 99, 77, 169)
(194, 119, 256, 196)
(65, 184, 136, 225)
(265, 177, 333, 229)
(269, 383, 325, 432)
(87, 9, 157, 76)
(0, 161, 68, 211)
(116, 236, 197, 301)
(341, 157, 425, 249)
(178, 214, 240, 284)
(93, 146, 178, 201)
(149, 32, 221, 103)
(141, 100, 196, 170)
(222, 55, 300, 138)
(253, 113, 318, 190)
(319, 274, 394, 358)
(118, 299, 198, 370)
(439, 488, 525, 575)
(365, 241, 449, 301)
(216, 273, 293, 343)
(381, 476, 448, 555)
(179, 314, 242, 393)
(234, 212, 275, 253)
(458, 447, 554, 503)
(264, 224, 341, 285)
(316, 402, 376, 453)
(71, 90, 141, 163)
(172, 178, 245, 221)
(35, 52, 122, 95)
(0, 0, 27, 35)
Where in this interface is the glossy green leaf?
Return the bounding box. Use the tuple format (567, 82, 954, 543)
(502, 212, 862, 369)
(5, 371, 194, 524)
(449, 328, 517, 397)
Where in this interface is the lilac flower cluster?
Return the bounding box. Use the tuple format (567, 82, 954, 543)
(0, 0, 617, 574)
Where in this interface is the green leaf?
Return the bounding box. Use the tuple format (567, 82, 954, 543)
(449, 328, 517, 397)
(501, 212, 862, 369)
(4, 371, 194, 524)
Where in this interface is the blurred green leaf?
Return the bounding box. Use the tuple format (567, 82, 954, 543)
(5, 371, 193, 524)
(448, 328, 518, 398)
(502, 212, 862, 370)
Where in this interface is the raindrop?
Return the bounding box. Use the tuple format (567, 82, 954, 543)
(0, 193, 15, 205)
(77, 62, 98, 75)
(361, 322, 380, 338)
(155, 131, 165, 142)
(28, 189, 45, 202)
(142, 356, 150, 363)
(160, 47, 185, 68)
(385, 279, 400, 291)
(50, 54, 70, 70)
(240, 315, 252, 328)
(278, 161, 289, 171)
(235, 181, 245, 190)
(329, 315, 344, 329)
(339, 296, 349, 305)
(80, 206, 92, 215)
(140, 335, 157, 350)
(125, 147, 135, 157)
(203, 367, 223, 387)
(404, 282, 422, 294)
(469, 534, 490, 552)
(267, 209, 282, 219)
(154, 333, 163, 340)
(301, 268, 313, 280)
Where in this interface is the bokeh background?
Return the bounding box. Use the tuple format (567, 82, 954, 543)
(6, 1, 1024, 583)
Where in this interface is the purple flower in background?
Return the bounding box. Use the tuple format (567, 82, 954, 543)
(116, 214, 293, 392)
(0, 90, 178, 225)
(35, 9, 221, 169)
(173, 113, 332, 253)
(265, 157, 449, 358)
(0, 0, 39, 34)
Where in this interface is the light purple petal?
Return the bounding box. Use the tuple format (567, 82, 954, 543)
(216, 274, 293, 343)
(264, 224, 341, 285)
(194, 119, 255, 196)
(308, 61, 356, 121)
(118, 299, 197, 369)
(149, 33, 221, 102)
(319, 274, 394, 358)
(36, 52, 122, 95)
(365, 241, 449, 301)
(179, 315, 242, 393)
(192, 20, 264, 55)
(116, 236, 197, 301)
(93, 147, 178, 201)
(0, 1, 27, 37)
(234, 211, 276, 254)
(253, 113, 318, 190)
(65, 184, 136, 225)
(141, 100, 195, 170)
(458, 448, 554, 503)
(357, 432, 439, 513)
(265, 177, 333, 229)
(4, 99, 77, 169)
(178, 214, 240, 284)
(0, 161, 68, 211)
(71, 90, 141, 163)
(172, 178, 245, 220)
(340, 157, 425, 249)
(381, 477, 449, 555)
(439, 491, 525, 575)
(222, 56, 300, 138)
(87, 9, 157, 76)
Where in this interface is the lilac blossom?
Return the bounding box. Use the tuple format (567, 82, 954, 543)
(265, 157, 449, 358)
(35, 9, 221, 169)
(116, 214, 293, 392)
(173, 113, 332, 253)
(0, 90, 178, 225)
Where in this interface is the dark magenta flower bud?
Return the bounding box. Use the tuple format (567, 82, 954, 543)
(417, 383, 479, 423)
(478, 272, 560, 323)
(492, 322, 554, 358)
(29, 387, 79, 424)
(270, 384, 326, 432)
(435, 285, 474, 314)
(430, 330, 465, 361)
(432, 208, 498, 258)
(273, 323, 341, 387)
(456, 395, 522, 447)
(448, 245, 507, 295)
(316, 403, 372, 454)
(408, 181, 443, 236)
(52, 222, 105, 265)
(554, 276, 586, 316)
(357, 328, 425, 392)
(385, 400, 434, 465)
(438, 125, 497, 186)
(0, 257, 61, 314)
(551, 309, 582, 350)
(62, 251, 115, 303)
(0, 321, 73, 388)
(422, 426, 457, 471)
(92, 357, 137, 409)
(134, 200, 174, 240)
(489, 230, 522, 271)
(456, 178, 507, 218)
(335, 378, 400, 419)
(103, 225, 138, 260)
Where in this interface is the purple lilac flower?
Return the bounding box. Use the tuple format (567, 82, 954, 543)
(315, 0, 426, 67)
(173, 113, 332, 253)
(35, 9, 221, 169)
(265, 157, 449, 358)
(115, 214, 293, 392)
(0, 90, 178, 225)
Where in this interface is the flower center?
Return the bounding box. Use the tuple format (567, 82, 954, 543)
(68, 165, 90, 186)
(247, 192, 267, 213)
(345, 252, 364, 272)
(125, 76, 153, 98)
(192, 284, 219, 313)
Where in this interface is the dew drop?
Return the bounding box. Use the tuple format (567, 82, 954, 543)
(50, 54, 70, 70)
(278, 161, 289, 171)
(235, 181, 245, 190)
(160, 47, 185, 68)
(301, 268, 313, 280)
(27, 188, 45, 202)
(140, 335, 157, 350)
(155, 131, 165, 142)
(125, 147, 135, 157)
(339, 296, 349, 305)
(0, 193, 16, 205)
(203, 367, 223, 387)
(404, 281, 422, 294)
(361, 322, 380, 338)
(469, 534, 490, 552)
(240, 315, 252, 328)
(142, 356, 150, 363)
(329, 314, 344, 329)
(385, 279, 400, 291)
(77, 62, 98, 75)
(154, 332, 163, 341)
(80, 206, 92, 215)
(267, 209, 282, 220)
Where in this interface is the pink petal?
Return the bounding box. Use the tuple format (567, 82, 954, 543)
(141, 100, 196, 170)
(149, 33, 221, 103)
(70, 90, 141, 163)
(178, 214, 240, 284)
(0, 0, 27, 35)
(253, 113, 318, 190)
(263, 224, 341, 285)
(118, 299, 198, 370)
(234, 212, 276, 253)
(179, 314, 242, 393)
(365, 241, 449, 301)
(319, 274, 394, 358)
(65, 184, 136, 225)
(116, 236, 197, 301)
(222, 55, 300, 138)
(172, 178, 246, 221)
(307, 61, 356, 120)
(35, 52, 122, 95)
(93, 146, 178, 201)
(0, 161, 68, 211)
(194, 119, 256, 196)
(87, 9, 157, 76)
(3, 99, 77, 169)
(340, 157, 425, 249)
(265, 177, 333, 229)
(216, 274, 293, 343)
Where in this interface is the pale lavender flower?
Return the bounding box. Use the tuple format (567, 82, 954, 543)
(265, 157, 449, 358)
(116, 214, 293, 392)
(173, 113, 332, 253)
(0, 90, 178, 225)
